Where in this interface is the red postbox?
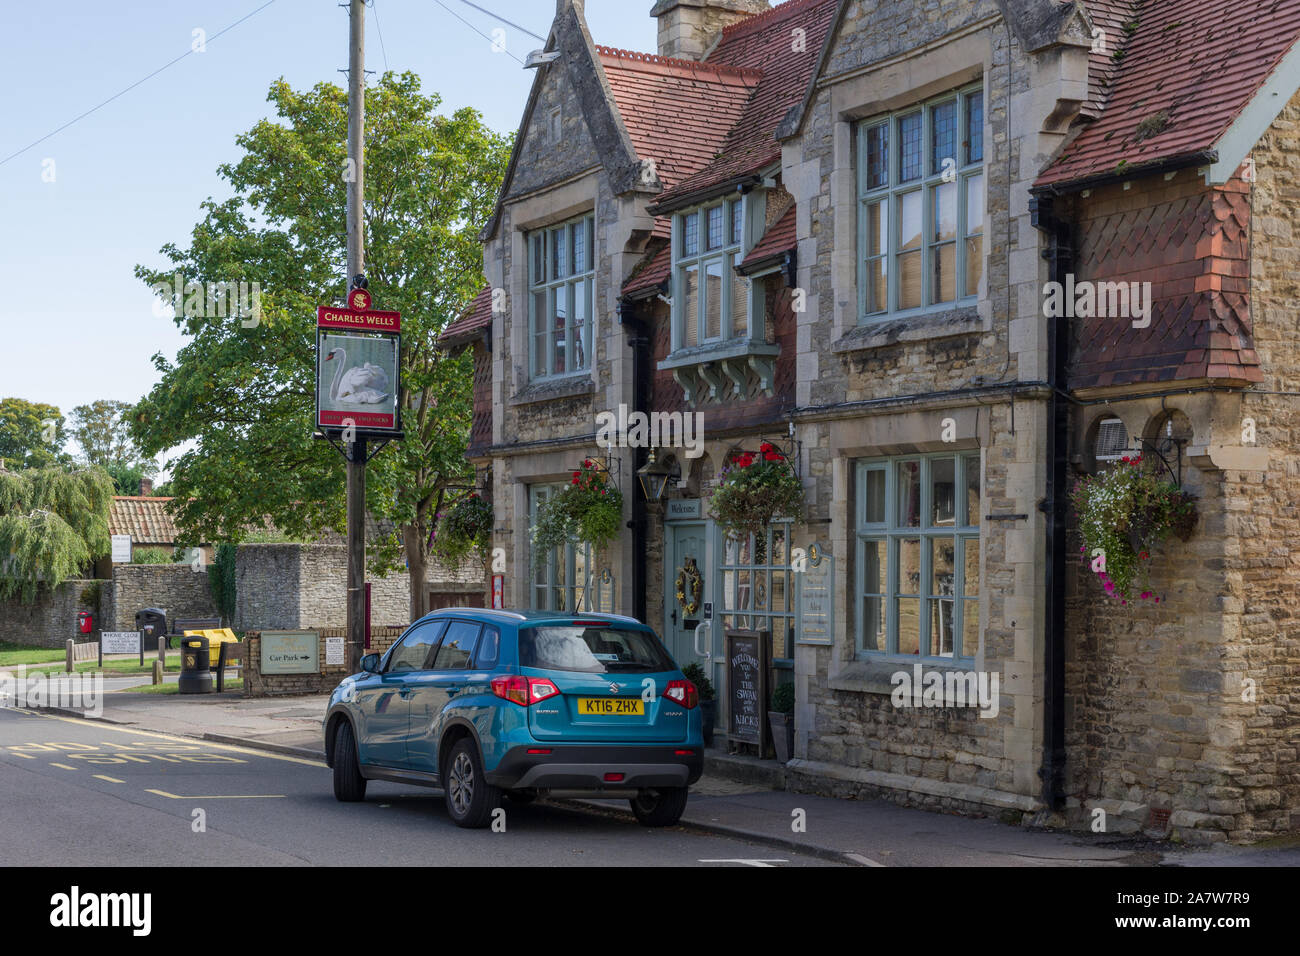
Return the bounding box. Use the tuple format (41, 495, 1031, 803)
(77, 611, 93, 635)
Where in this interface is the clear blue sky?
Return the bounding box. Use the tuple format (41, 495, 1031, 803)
(0, 0, 653, 469)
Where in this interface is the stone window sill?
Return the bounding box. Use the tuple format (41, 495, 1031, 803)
(827, 655, 978, 696)
(831, 306, 984, 354)
(509, 375, 594, 407)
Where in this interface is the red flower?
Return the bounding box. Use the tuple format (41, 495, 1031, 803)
(1139, 551, 1149, 560)
(764, 451, 782, 462)
(1122, 456, 1131, 463)
(760, 442, 774, 453)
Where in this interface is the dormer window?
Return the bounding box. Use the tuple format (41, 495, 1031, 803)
(671, 196, 751, 349)
(528, 213, 594, 380)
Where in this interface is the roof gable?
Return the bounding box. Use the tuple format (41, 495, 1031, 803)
(1039, 0, 1300, 189)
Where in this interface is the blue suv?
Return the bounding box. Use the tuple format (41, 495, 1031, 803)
(324, 609, 704, 828)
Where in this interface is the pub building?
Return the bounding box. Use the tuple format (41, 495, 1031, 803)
(440, 0, 1300, 843)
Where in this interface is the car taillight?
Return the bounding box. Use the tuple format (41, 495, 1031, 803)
(491, 675, 560, 706)
(665, 679, 698, 709)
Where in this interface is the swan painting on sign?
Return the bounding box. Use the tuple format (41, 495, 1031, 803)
(317, 332, 398, 432)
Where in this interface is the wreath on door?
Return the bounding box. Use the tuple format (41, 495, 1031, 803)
(675, 557, 703, 617)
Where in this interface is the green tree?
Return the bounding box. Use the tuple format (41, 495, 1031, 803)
(70, 399, 157, 476)
(0, 397, 69, 469)
(131, 73, 510, 620)
(0, 464, 113, 602)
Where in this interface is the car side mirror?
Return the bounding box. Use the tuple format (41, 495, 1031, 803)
(360, 654, 380, 674)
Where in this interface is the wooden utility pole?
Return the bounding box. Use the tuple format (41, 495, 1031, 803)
(345, 0, 366, 673)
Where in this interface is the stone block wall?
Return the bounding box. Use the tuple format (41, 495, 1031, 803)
(0, 579, 109, 649)
(109, 564, 218, 632)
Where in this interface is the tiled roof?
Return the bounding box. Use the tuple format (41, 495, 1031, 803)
(1079, 0, 1141, 119)
(652, 0, 838, 209)
(439, 286, 492, 347)
(597, 46, 761, 194)
(110, 497, 181, 545)
(623, 240, 672, 298)
(738, 205, 796, 273)
(1039, 0, 1300, 187)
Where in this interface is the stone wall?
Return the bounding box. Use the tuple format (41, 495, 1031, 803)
(109, 564, 218, 632)
(0, 579, 109, 649)
(242, 626, 405, 697)
(235, 543, 482, 632)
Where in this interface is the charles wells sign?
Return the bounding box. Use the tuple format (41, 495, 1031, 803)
(316, 287, 402, 435)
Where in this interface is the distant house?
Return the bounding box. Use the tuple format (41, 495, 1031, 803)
(93, 496, 212, 578)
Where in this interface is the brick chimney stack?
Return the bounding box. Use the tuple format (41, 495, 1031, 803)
(139, 477, 153, 496)
(651, 0, 770, 60)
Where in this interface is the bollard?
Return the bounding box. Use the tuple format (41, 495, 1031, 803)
(66, 639, 74, 674)
(158, 636, 166, 666)
(152, 659, 164, 686)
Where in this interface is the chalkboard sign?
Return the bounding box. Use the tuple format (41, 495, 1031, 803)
(726, 630, 770, 749)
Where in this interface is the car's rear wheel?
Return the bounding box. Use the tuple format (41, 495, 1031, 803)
(630, 787, 688, 827)
(443, 739, 501, 828)
(332, 721, 367, 802)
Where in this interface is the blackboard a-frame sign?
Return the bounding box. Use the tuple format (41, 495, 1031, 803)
(726, 629, 770, 753)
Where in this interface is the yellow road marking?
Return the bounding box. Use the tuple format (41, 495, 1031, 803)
(27, 712, 325, 767)
(146, 790, 286, 800)
(10, 752, 34, 759)
(93, 775, 125, 783)
(50, 763, 77, 770)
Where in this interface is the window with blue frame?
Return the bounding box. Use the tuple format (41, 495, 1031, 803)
(857, 85, 985, 319)
(671, 196, 752, 350)
(528, 214, 595, 379)
(856, 453, 981, 659)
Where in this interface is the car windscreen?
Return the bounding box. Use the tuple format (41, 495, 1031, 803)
(519, 625, 675, 674)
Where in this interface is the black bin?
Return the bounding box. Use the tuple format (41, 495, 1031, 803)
(135, 608, 167, 649)
(178, 636, 212, 694)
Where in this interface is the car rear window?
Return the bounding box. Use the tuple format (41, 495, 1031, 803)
(519, 625, 675, 674)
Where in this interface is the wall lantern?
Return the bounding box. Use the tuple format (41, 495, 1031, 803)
(637, 449, 679, 502)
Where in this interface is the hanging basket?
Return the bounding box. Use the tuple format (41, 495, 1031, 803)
(709, 442, 804, 539)
(533, 458, 623, 552)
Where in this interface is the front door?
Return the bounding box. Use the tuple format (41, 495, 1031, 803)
(665, 522, 708, 668)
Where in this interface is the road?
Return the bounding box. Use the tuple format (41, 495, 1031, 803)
(0, 708, 839, 867)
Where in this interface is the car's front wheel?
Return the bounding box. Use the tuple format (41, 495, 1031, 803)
(443, 739, 501, 828)
(630, 787, 688, 827)
(332, 720, 367, 802)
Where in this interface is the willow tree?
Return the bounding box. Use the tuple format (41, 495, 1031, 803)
(0, 465, 113, 602)
(131, 72, 510, 619)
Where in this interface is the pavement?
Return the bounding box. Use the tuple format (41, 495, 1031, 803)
(20, 687, 1300, 867)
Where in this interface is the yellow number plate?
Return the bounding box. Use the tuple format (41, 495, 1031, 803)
(577, 697, 645, 716)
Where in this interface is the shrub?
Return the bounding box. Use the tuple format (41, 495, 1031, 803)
(432, 493, 493, 566)
(770, 682, 795, 715)
(533, 459, 623, 552)
(681, 661, 715, 702)
(709, 443, 804, 539)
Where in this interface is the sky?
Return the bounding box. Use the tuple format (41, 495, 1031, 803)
(0, 0, 654, 471)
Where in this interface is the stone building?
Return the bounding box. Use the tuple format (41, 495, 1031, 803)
(448, 0, 1300, 843)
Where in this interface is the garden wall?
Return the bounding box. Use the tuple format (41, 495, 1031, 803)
(0, 579, 109, 649)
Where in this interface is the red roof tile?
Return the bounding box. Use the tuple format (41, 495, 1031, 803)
(623, 241, 672, 298)
(110, 497, 181, 545)
(440, 286, 492, 347)
(652, 0, 839, 209)
(738, 205, 796, 272)
(1040, 0, 1300, 188)
(597, 47, 761, 194)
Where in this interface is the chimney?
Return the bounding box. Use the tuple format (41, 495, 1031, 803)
(651, 0, 769, 60)
(140, 477, 153, 496)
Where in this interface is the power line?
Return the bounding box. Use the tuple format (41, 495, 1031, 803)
(0, 0, 278, 168)
(429, 0, 525, 64)
(455, 0, 546, 43)
(369, 0, 391, 73)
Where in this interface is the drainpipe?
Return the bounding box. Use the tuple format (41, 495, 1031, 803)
(618, 297, 649, 624)
(1029, 193, 1071, 812)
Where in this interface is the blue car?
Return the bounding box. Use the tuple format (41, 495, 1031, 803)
(323, 609, 704, 828)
